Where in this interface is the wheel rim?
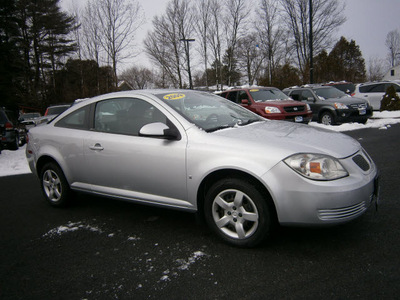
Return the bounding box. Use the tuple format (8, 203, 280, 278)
(42, 169, 62, 202)
(211, 189, 259, 239)
(321, 114, 332, 125)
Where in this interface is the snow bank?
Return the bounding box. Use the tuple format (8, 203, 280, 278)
(0, 145, 31, 177)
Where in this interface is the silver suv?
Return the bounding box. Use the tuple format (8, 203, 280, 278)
(352, 81, 400, 110)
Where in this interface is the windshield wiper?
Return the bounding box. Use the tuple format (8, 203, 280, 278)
(206, 124, 233, 133)
(240, 119, 261, 125)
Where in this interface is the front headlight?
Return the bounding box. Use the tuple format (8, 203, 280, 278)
(334, 103, 348, 109)
(284, 153, 348, 181)
(265, 106, 281, 114)
(306, 104, 311, 111)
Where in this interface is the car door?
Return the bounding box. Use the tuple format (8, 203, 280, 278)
(82, 96, 190, 208)
(368, 84, 386, 110)
(298, 89, 319, 118)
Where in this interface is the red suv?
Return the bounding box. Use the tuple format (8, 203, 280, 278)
(218, 87, 312, 123)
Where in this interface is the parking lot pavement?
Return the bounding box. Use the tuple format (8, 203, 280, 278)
(1, 125, 400, 299)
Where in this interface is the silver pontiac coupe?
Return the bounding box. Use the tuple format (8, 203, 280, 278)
(26, 90, 380, 247)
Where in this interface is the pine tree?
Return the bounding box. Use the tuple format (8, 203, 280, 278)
(0, 0, 24, 108)
(14, 0, 76, 108)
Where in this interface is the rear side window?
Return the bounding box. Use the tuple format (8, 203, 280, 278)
(359, 84, 380, 93)
(55, 106, 90, 130)
(386, 83, 400, 92)
(369, 84, 385, 93)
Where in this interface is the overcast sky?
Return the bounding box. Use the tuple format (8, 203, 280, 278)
(61, 0, 400, 71)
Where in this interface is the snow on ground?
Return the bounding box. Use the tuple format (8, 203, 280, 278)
(0, 144, 31, 177)
(1, 111, 400, 178)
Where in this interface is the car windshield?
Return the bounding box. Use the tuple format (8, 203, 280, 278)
(249, 88, 290, 102)
(314, 87, 346, 99)
(156, 91, 263, 132)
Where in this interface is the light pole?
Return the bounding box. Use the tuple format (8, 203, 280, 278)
(309, 0, 313, 84)
(180, 38, 195, 89)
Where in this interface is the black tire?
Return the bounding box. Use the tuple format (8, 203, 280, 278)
(319, 111, 335, 125)
(40, 162, 71, 207)
(204, 178, 273, 247)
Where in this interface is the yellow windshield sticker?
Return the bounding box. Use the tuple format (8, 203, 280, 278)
(250, 89, 259, 92)
(163, 93, 185, 100)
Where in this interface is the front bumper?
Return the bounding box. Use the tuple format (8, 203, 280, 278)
(335, 108, 373, 124)
(262, 150, 379, 225)
(266, 112, 313, 124)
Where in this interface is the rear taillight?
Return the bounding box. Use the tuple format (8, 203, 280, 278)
(5, 122, 13, 130)
(44, 109, 49, 116)
(351, 93, 355, 97)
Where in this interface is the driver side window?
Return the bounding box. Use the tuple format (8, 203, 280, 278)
(94, 98, 167, 136)
(301, 90, 314, 101)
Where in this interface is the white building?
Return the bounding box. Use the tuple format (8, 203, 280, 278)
(383, 65, 400, 81)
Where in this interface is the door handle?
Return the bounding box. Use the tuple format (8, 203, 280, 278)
(89, 143, 104, 151)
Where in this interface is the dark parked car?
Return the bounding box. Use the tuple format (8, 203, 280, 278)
(218, 87, 312, 123)
(283, 86, 373, 125)
(0, 107, 21, 150)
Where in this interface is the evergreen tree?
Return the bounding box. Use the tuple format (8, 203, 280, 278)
(14, 0, 76, 108)
(0, 0, 24, 108)
(313, 37, 366, 83)
(327, 37, 366, 82)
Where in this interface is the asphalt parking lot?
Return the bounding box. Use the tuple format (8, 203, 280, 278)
(1, 124, 399, 299)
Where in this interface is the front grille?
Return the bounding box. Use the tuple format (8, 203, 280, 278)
(284, 106, 305, 113)
(318, 201, 367, 220)
(353, 154, 370, 171)
(350, 103, 367, 109)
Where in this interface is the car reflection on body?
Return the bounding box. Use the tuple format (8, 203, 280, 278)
(26, 90, 380, 247)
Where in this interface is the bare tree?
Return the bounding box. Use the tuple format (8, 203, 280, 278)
(120, 66, 154, 89)
(194, 0, 212, 87)
(94, 0, 144, 87)
(237, 33, 265, 85)
(367, 56, 385, 81)
(207, 0, 224, 89)
(224, 0, 251, 86)
(280, 0, 346, 80)
(256, 0, 285, 84)
(386, 29, 400, 67)
(145, 0, 194, 89)
(81, 1, 103, 66)
(175, 0, 195, 89)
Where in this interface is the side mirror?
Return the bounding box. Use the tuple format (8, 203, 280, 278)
(241, 99, 250, 105)
(139, 122, 181, 140)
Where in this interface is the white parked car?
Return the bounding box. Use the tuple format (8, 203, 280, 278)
(352, 81, 400, 110)
(26, 90, 380, 247)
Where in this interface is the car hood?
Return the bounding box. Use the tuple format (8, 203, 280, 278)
(256, 99, 303, 106)
(322, 96, 366, 104)
(212, 120, 360, 159)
